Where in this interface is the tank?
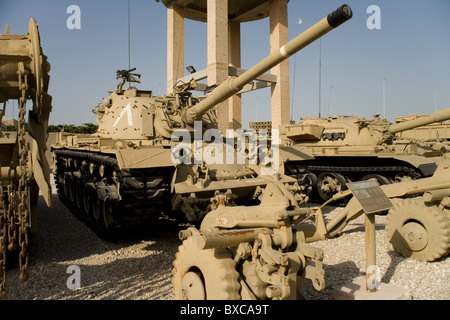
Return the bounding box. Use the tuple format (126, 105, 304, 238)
(394, 113, 450, 142)
(279, 109, 450, 202)
(51, 5, 353, 235)
(0, 18, 52, 296)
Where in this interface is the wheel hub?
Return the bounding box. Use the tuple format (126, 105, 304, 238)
(401, 221, 428, 252)
(180, 271, 206, 300)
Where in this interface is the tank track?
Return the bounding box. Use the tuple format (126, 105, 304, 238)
(53, 149, 173, 235)
(286, 164, 422, 180)
(285, 157, 425, 202)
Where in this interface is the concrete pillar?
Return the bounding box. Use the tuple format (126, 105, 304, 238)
(207, 0, 229, 133)
(269, 0, 290, 130)
(229, 20, 242, 129)
(167, 5, 184, 95)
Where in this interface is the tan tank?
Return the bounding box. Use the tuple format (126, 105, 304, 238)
(279, 109, 450, 202)
(0, 18, 52, 296)
(51, 5, 353, 235)
(394, 113, 450, 141)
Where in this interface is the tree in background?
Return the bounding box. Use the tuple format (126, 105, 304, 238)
(47, 123, 98, 134)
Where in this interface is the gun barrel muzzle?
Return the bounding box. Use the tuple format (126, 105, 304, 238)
(327, 4, 353, 28)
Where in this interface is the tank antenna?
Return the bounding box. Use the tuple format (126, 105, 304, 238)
(128, 0, 131, 88)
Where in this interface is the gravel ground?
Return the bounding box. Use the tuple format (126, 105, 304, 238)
(4, 182, 449, 300)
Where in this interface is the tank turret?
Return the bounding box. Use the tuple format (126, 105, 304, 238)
(52, 5, 353, 233)
(280, 108, 450, 202)
(94, 5, 352, 142)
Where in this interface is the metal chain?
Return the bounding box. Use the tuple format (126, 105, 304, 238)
(0, 188, 7, 298)
(6, 182, 17, 252)
(0, 57, 32, 300)
(16, 63, 30, 283)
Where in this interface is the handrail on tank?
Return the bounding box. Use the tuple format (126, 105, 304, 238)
(181, 4, 353, 125)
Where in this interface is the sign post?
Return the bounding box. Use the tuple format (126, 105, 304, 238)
(346, 180, 393, 292)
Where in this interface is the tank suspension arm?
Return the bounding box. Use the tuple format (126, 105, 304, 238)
(388, 107, 450, 134)
(181, 4, 352, 125)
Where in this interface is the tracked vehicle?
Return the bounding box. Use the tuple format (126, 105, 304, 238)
(280, 110, 450, 201)
(51, 4, 353, 234)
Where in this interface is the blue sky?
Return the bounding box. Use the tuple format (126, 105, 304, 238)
(1, 0, 449, 128)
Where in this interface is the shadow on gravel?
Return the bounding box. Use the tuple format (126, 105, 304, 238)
(29, 194, 190, 262)
(303, 260, 362, 300)
(338, 221, 385, 235)
(4, 193, 188, 300)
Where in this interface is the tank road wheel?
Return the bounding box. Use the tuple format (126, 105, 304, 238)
(102, 196, 114, 229)
(386, 197, 450, 262)
(75, 180, 84, 210)
(63, 173, 71, 199)
(317, 172, 347, 201)
(68, 175, 77, 204)
(393, 172, 414, 183)
(172, 236, 241, 300)
(91, 191, 102, 222)
(81, 183, 93, 215)
(301, 172, 318, 198)
(361, 174, 390, 186)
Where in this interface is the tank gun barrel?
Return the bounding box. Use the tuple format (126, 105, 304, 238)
(388, 108, 450, 134)
(181, 4, 353, 125)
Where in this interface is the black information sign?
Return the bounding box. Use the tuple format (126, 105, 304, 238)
(346, 180, 394, 214)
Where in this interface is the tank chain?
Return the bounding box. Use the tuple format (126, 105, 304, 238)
(287, 163, 422, 180)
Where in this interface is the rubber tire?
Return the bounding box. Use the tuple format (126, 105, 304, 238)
(172, 236, 241, 300)
(386, 197, 450, 262)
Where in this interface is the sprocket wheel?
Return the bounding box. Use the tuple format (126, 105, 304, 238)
(172, 236, 241, 300)
(386, 197, 450, 262)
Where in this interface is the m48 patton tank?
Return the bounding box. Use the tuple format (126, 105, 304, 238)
(52, 5, 353, 235)
(280, 110, 450, 202)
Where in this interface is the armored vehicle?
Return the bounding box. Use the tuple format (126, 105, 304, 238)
(280, 110, 450, 201)
(394, 113, 450, 142)
(52, 4, 353, 234)
(0, 19, 52, 296)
